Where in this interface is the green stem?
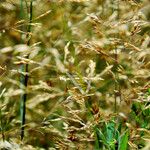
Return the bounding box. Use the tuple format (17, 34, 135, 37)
(114, 0, 120, 113)
(20, 0, 33, 140)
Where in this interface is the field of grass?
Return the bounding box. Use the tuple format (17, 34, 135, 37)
(0, 0, 150, 149)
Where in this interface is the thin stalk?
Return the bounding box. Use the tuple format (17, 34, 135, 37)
(20, 0, 33, 140)
(114, 48, 118, 113)
(27, 0, 33, 46)
(114, 0, 120, 113)
(20, 0, 25, 141)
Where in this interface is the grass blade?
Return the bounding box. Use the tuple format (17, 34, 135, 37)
(118, 130, 128, 150)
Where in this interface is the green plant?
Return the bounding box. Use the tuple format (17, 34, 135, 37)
(20, 0, 33, 140)
(94, 120, 129, 150)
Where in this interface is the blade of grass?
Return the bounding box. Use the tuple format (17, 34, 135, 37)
(118, 130, 128, 150)
(94, 127, 110, 150)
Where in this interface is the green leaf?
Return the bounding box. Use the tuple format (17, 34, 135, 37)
(118, 131, 128, 150)
(94, 127, 110, 149)
(106, 121, 115, 143)
(118, 122, 122, 133)
(94, 127, 101, 150)
(96, 128, 108, 145)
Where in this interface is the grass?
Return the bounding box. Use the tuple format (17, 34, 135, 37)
(20, 0, 33, 140)
(0, 0, 150, 149)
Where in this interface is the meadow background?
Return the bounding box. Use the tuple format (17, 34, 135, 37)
(0, 0, 150, 149)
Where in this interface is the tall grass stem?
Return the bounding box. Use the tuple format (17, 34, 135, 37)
(20, 0, 33, 140)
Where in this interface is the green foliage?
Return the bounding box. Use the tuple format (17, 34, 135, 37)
(131, 101, 150, 129)
(94, 121, 129, 150)
(119, 131, 128, 150)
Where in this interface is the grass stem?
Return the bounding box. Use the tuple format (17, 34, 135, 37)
(20, 0, 33, 140)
